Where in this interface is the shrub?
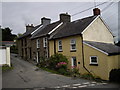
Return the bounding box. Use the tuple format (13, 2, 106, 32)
(81, 73, 94, 80)
(109, 69, 120, 83)
(70, 66, 80, 77)
(56, 62, 67, 70)
(58, 68, 67, 75)
(48, 53, 68, 70)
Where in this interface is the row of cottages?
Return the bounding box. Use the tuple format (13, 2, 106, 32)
(18, 8, 120, 80)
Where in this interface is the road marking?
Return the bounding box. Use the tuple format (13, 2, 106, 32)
(83, 82, 90, 84)
(78, 85, 87, 88)
(72, 83, 81, 86)
(102, 83, 107, 85)
(62, 85, 70, 87)
(91, 82, 97, 84)
(88, 84, 96, 86)
(54, 86, 61, 88)
(71, 86, 78, 88)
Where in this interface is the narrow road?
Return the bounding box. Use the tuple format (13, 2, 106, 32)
(2, 54, 120, 89)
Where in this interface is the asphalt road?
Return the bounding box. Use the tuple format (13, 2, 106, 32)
(2, 54, 120, 89)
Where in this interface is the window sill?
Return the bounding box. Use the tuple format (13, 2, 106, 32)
(58, 50, 63, 52)
(89, 64, 98, 66)
(70, 50, 76, 52)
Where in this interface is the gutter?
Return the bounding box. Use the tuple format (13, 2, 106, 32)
(81, 34, 91, 74)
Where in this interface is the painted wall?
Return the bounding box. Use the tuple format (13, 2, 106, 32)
(49, 35, 87, 73)
(0, 47, 11, 66)
(83, 43, 120, 80)
(83, 17, 114, 44)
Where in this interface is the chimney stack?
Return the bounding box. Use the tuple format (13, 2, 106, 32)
(26, 24, 34, 32)
(93, 8, 101, 16)
(41, 17, 51, 26)
(60, 13, 71, 23)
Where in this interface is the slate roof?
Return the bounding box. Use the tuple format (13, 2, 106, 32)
(84, 41, 120, 56)
(31, 21, 61, 39)
(50, 16, 97, 39)
(18, 24, 41, 39)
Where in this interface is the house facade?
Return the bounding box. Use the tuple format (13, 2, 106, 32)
(30, 13, 71, 63)
(18, 8, 120, 80)
(18, 24, 42, 60)
(48, 8, 120, 80)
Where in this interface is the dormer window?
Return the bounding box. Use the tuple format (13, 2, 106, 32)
(70, 39, 76, 51)
(36, 39, 40, 48)
(43, 37, 47, 48)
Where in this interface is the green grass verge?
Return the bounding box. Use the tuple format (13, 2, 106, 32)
(40, 67, 59, 74)
(2, 65, 13, 72)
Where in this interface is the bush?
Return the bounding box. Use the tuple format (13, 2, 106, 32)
(58, 68, 67, 75)
(109, 69, 120, 83)
(70, 67, 80, 77)
(48, 53, 68, 70)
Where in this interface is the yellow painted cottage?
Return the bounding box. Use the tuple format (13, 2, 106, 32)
(48, 8, 120, 80)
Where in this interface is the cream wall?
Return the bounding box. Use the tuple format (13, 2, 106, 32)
(49, 35, 87, 73)
(83, 17, 114, 44)
(83, 43, 120, 80)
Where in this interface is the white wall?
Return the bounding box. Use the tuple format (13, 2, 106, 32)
(0, 47, 11, 66)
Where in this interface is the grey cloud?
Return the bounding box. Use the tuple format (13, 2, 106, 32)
(1, 2, 119, 42)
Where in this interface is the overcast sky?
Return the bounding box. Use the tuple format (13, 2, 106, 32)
(0, 1, 119, 42)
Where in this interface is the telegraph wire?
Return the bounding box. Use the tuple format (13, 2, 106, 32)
(71, 0, 112, 16)
(101, 2, 115, 12)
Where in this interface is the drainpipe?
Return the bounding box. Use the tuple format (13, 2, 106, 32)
(54, 39, 56, 54)
(81, 34, 91, 74)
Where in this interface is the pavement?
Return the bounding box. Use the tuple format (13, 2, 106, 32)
(2, 54, 120, 89)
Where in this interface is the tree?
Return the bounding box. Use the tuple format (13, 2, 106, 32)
(2, 27, 17, 41)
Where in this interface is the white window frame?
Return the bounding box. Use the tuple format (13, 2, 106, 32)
(36, 39, 40, 48)
(43, 37, 47, 48)
(70, 39, 76, 51)
(58, 40, 62, 51)
(71, 57, 77, 67)
(90, 56, 98, 64)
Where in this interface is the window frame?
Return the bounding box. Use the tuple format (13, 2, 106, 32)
(70, 39, 76, 51)
(58, 40, 62, 51)
(90, 56, 98, 65)
(36, 39, 40, 48)
(43, 37, 47, 48)
(71, 57, 77, 67)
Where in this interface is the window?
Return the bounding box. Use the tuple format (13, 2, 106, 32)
(70, 39, 76, 51)
(36, 39, 40, 48)
(43, 37, 47, 48)
(58, 40, 62, 51)
(90, 56, 98, 65)
(71, 57, 77, 67)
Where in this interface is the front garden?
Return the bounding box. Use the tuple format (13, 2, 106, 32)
(37, 53, 102, 82)
(37, 53, 80, 77)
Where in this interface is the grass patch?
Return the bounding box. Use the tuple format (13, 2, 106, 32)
(2, 64, 13, 72)
(40, 67, 59, 74)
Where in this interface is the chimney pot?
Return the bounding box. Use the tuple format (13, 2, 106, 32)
(60, 13, 71, 23)
(41, 17, 51, 26)
(26, 24, 34, 32)
(93, 8, 101, 16)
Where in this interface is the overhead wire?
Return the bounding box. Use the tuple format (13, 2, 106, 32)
(71, 0, 113, 16)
